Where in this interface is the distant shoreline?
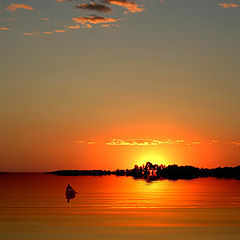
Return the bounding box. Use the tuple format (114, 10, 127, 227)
(47, 163, 240, 181)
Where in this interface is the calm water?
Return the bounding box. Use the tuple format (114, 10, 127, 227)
(0, 173, 240, 240)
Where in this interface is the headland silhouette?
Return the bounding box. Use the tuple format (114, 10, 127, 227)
(48, 162, 240, 181)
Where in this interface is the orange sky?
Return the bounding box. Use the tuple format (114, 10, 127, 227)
(1, 120, 239, 171)
(0, 0, 240, 171)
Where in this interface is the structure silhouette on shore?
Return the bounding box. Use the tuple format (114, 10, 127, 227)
(48, 162, 240, 181)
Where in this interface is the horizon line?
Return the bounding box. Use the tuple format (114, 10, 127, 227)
(1, 163, 240, 173)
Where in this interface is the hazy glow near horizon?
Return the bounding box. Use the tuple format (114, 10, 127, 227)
(0, 0, 240, 171)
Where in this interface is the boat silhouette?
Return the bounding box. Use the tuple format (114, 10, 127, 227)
(65, 184, 76, 203)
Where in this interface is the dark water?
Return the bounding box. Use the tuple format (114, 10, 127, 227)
(0, 173, 240, 239)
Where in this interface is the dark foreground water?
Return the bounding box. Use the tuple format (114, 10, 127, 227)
(0, 173, 240, 240)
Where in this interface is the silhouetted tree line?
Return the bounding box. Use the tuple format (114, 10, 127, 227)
(49, 162, 240, 180)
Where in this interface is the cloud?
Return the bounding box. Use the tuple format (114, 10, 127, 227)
(73, 16, 117, 24)
(75, 140, 97, 144)
(74, 138, 211, 146)
(230, 141, 240, 146)
(76, 3, 112, 13)
(101, 24, 111, 27)
(66, 25, 81, 29)
(105, 138, 185, 146)
(218, 3, 239, 8)
(54, 29, 66, 33)
(101, 0, 144, 13)
(0, 27, 11, 30)
(22, 31, 37, 36)
(55, 0, 72, 2)
(192, 141, 201, 145)
(42, 31, 53, 34)
(6, 4, 34, 11)
(83, 24, 93, 28)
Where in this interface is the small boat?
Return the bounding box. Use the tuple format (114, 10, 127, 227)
(65, 184, 76, 203)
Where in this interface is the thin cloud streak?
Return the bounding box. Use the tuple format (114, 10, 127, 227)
(101, 24, 111, 27)
(66, 25, 81, 29)
(73, 16, 117, 24)
(75, 138, 186, 146)
(229, 141, 240, 146)
(76, 3, 112, 13)
(75, 140, 97, 144)
(101, 0, 144, 13)
(75, 138, 240, 147)
(42, 31, 53, 34)
(0, 27, 11, 30)
(218, 3, 239, 8)
(105, 138, 185, 146)
(54, 29, 67, 33)
(22, 31, 37, 36)
(55, 0, 72, 2)
(6, 4, 34, 11)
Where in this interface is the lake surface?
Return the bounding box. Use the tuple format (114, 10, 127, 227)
(0, 173, 240, 240)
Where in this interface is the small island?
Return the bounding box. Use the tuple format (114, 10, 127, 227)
(48, 162, 240, 180)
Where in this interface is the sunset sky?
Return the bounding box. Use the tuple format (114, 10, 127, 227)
(0, 0, 240, 171)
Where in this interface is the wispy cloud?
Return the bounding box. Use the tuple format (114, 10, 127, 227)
(101, 0, 144, 13)
(22, 31, 37, 36)
(105, 138, 185, 146)
(66, 25, 81, 29)
(75, 138, 240, 147)
(73, 16, 117, 24)
(83, 24, 93, 28)
(229, 141, 240, 146)
(75, 140, 97, 144)
(55, 0, 72, 2)
(74, 138, 213, 146)
(0, 27, 11, 30)
(6, 4, 34, 11)
(209, 140, 218, 144)
(76, 3, 112, 13)
(186, 141, 202, 146)
(101, 24, 111, 27)
(192, 141, 201, 145)
(218, 3, 239, 8)
(54, 29, 67, 33)
(42, 31, 53, 34)
(1, 0, 148, 36)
